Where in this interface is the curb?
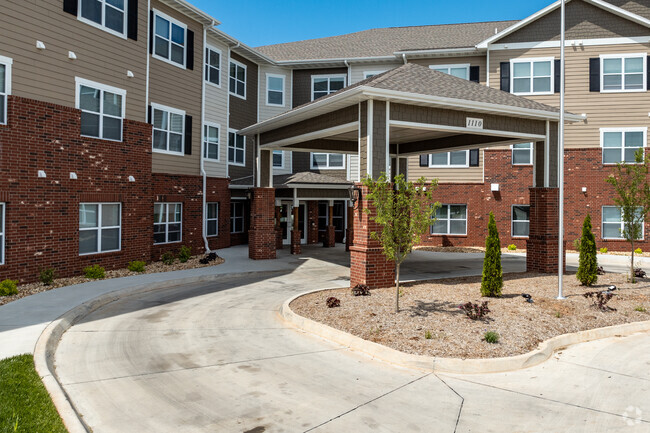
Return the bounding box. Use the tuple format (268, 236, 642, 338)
(33, 270, 284, 433)
(281, 288, 650, 374)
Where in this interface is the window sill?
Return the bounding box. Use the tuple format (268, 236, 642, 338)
(229, 91, 246, 100)
(206, 80, 222, 89)
(153, 149, 185, 156)
(310, 167, 345, 170)
(512, 91, 554, 96)
(266, 102, 285, 108)
(429, 234, 467, 237)
(79, 249, 122, 257)
(512, 163, 533, 166)
(151, 53, 187, 70)
(228, 161, 246, 167)
(601, 238, 644, 242)
(154, 240, 183, 245)
(600, 89, 647, 94)
(81, 133, 123, 143)
(204, 157, 221, 163)
(77, 16, 127, 40)
(429, 165, 470, 169)
(512, 236, 529, 239)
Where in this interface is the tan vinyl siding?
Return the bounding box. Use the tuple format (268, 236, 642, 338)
(259, 65, 292, 119)
(1, 0, 148, 121)
(204, 36, 229, 179)
(149, 1, 203, 176)
(407, 150, 484, 184)
(409, 56, 488, 85)
(349, 62, 402, 84)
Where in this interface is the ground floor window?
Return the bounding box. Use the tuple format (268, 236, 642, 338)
(0, 203, 4, 265)
(512, 205, 530, 237)
(602, 206, 644, 240)
(231, 201, 244, 233)
(512, 143, 533, 165)
(154, 203, 182, 244)
(79, 203, 121, 254)
(431, 204, 467, 235)
(206, 202, 219, 237)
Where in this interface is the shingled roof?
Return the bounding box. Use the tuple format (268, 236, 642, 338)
(274, 172, 352, 188)
(255, 21, 517, 61)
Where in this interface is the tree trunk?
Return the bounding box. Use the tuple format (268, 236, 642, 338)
(631, 240, 635, 283)
(395, 263, 400, 313)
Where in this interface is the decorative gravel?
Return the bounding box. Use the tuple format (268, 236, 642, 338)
(290, 273, 650, 359)
(0, 255, 225, 307)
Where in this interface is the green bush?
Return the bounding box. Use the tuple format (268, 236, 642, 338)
(178, 245, 192, 263)
(161, 251, 175, 265)
(576, 214, 598, 286)
(0, 279, 19, 296)
(484, 331, 500, 344)
(635, 247, 643, 255)
(481, 212, 503, 297)
(425, 330, 432, 340)
(127, 261, 146, 273)
(83, 265, 105, 280)
(573, 238, 581, 250)
(600, 247, 608, 254)
(507, 244, 517, 251)
(39, 268, 56, 286)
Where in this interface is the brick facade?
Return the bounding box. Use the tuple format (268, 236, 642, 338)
(248, 188, 276, 259)
(527, 188, 567, 273)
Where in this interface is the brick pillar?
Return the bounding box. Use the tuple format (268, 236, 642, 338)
(324, 202, 336, 247)
(349, 184, 396, 288)
(249, 188, 276, 260)
(527, 187, 566, 273)
(275, 205, 283, 249)
(291, 230, 302, 254)
(345, 204, 354, 252)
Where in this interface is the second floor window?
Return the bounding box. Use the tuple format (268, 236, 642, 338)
(429, 151, 468, 168)
(152, 104, 185, 154)
(153, 11, 186, 67)
(266, 74, 285, 106)
(601, 54, 646, 92)
(311, 153, 344, 169)
(512, 143, 533, 165)
(0, 56, 11, 125)
(229, 61, 246, 98)
(228, 131, 245, 165)
(205, 47, 221, 86)
(79, 0, 126, 36)
(601, 128, 646, 164)
(511, 58, 553, 95)
(430, 64, 469, 80)
(203, 123, 219, 160)
(273, 150, 284, 168)
(76, 78, 125, 142)
(312, 75, 346, 100)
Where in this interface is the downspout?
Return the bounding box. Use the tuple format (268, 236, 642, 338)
(145, 0, 151, 117)
(344, 59, 351, 85)
(402, 53, 407, 64)
(200, 21, 216, 253)
(486, 44, 490, 88)
(226, 41, 240, 181)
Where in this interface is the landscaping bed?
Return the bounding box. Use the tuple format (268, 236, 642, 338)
(415, 246, 526, 254)
(290, 273, 650, 359)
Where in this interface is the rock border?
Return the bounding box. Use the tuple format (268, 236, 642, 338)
(281, 288, 650, 374)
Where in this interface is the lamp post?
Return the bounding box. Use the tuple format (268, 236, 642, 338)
(558, 0, 567, 300)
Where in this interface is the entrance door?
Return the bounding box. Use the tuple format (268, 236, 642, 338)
(281, 203, 307, 245)
(317, 200, 347, 243)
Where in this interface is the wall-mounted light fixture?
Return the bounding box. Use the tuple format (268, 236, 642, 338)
(349, 185, 362, 209)
(69, 172, 77, 180)
(68, 51, 77, 60)
(38, 170, 47, 178)
(491, 183, 500, 192)
(36, 41, 46, 50)
(128, 175, 135, 182)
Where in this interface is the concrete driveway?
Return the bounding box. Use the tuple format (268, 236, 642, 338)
(54, 246, 650, 433)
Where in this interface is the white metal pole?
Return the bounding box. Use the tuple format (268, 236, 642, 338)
(558, 0, 566, 300)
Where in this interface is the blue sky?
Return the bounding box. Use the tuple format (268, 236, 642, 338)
(192, 0, 554, 47)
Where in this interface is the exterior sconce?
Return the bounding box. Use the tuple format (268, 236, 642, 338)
(128, 175, 135, 182)
(38, 170, 47, 178)
(36, 41, 46, 50)
(349, 185, 362, 209)
(68, 51, 77, 60)
(127, 70, 134, 78)
(69, 172, 77, 180)
(245, 188, 253, 201)
(491, 183, 500, 192)
(581, 187, 587, 193)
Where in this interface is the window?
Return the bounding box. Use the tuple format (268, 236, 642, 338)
(510, 58, 554, 95)
(431, 204, 467, 235)
(601, 128, 646, 164)
(79, 0, 127, 37)
(154, 203, 182, 244)
(312, 75, 346, 100)
(512, 143, 533, 165)
(512, 205, 530, 237)
(79, 203, 121, 255)
(429, 64, 470, 80)
(152, 103, 185, 154)
(363, 70, 386, 79)
(601, 54, 646, 92)
(0, 56, 11, 126)
(273, 150, 284, 168)
(203, 123, 219, 161)
(429, 151, 469, 168)
(153, 10, 186, 67)
(231, 201, 244, 233)
(206, 202, 219, 237)
(602, 206, 644, 240)
(228, 131, 245, 165)
(205, 46, 221, 86)
(266, 74, 285, 106)
(0, 203, 4, 265)
(311, 153, 345, 169)
(229, 60, 246, 99)
(76, 78, 125, 142)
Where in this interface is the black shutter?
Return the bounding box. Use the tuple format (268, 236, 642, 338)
(469, 149, 479, 167)
(63, 0, 78, 15)
(647, 57, 650, 91)
(186, 30, 194, 70)
(500, 62, 510, 92)
(127, 0, 138, 41)
(589, 58, 600, 92)
(469, 66, 480, 83)
(419, 155, 428, 167)
(554, 59, 561, 93)
(147, 105, 152, 124)
(149, 10, 154, 54)
(184, 115, 192, 155)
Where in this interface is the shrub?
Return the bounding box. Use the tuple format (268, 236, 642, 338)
(326, 297, 340, 308)
(484, 331, 500, 344)
(0, 279, 19, 296)
(635, 247, 643, 255)
(351, 284, 370, 296)
(481, 212, 503, 297)
(178, 246, 192, 263)
(459, 301, 490, 320)
(425, 330, 432, 340)
(576, 214, 598, 286)
(83, 265, 105, 279)
(128, 261, 146, 273)
(600, 247, 608, 254)
(507, 244, 517, 251)
(572, 238, 581, 250)
(161, 251, 175, 265)
(597, 266, 605, 275)
(583, 291, 616, 312)
(39, 268, 56, 286)
(199, 252, 218, 265)
(634, 268, 646, 278)
(634, 305, 647, 313)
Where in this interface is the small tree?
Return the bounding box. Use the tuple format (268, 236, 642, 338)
(363, 173, 439, 312)
(481, 212, 503, 297)
(576, 214, 598, 286)
(605, 148, 650, 282)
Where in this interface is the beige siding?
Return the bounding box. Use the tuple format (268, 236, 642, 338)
(348, 154, 360, 181)
(349, 62, 402, 84)
(203, 36, 229, 179)
(409, 56, 488, 85)
(407, 150, 484, 184)
(1, 0, 148, 121)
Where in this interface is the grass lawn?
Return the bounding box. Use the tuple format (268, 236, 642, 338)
(0, 354, 67, 433)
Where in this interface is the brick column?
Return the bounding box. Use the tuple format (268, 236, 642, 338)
(275, 205, 283, 249)
(291, 230, 302, 255)
(350, 184, 396, 288)
(527, 187, 566, 273)
(249, 188, 276, 260)
(324, 202, 335, 247)
(345, 204, 354, 252)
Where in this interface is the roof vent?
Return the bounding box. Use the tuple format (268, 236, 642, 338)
(36, 40, 46, 50)
(494, 27, 498, 35)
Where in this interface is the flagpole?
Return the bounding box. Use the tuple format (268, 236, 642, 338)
(558, 0, 566, 300)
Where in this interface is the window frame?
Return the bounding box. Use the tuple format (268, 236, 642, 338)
(600, 53, 647, 93)
(77, 0, 128, 39)
(227, 129, 246, 166)
(429, 64, 470, 80)
(75, 77, 126, 142)
(273, 150, 284, 169)
(428, 150, 469, 168)
(153, 202, 183, 245)
(510, 57, 555, 96)
(265, 73, 285, 107)
(363, 70, 387, 79)
(229, 59, 247, 100)
(311, 74, 347, 101)
(151, 102, 185, 155)
(206, 202, 219, 237)
(79, 202, 122, 255)
(0, 55, 12, 126)
(511, 142, 533, 166)
(205, 45, 222, 88)
(511, 205, 530, 238)
(430, 204, 468, 236)
(203, 121, 220, 161)
(230, 200, 245, 234)
(0, 203, 4, 265)
(602, 205, 645, 240)
(600, 127, 647, 165)
(310, 153, 346, 170)
(152, 9, 187, 69)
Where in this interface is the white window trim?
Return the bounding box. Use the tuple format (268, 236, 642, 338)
(600, 53, 647, 93)
(510, 57, 555, 96)
(311, 74, 347, 101)
(151, 102, 185, 156)
(273, 150, 285, 169)
(151, 9, 187, 69)
(79, 202, 122, 255)
(429, 63, 470, 79)
(231, 200, 245, 234)
(310, 153, 346, 170)
(77, 0, 128, 39)
(428, 150, 470, 168)
(229, 59, 247, 100)
(602, 205, 645, 240)
(0, 202, 5, 265)
(204, 45, 222, 88)
(203, 121, 220, 162)
(206, 202, 219, 237)
(363, 70, 387, 79)
(511, 142, 533, 166)
(266, 73, 285, 107)
(228, 129, 246, 166)
(75, 77, 126, 142)
(431, 204, 468, 236)
(600, 127, 647, 165)
(0, 55, 12, 126)
(511, 204, 530, 238)
(154, 202, 183, 244)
